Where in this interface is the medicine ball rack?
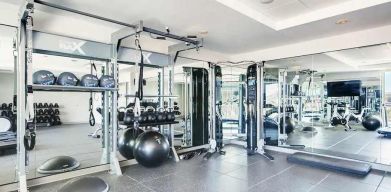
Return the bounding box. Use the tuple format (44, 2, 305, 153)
(10, 1, 202, 192)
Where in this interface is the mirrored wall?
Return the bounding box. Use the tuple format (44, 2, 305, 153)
(266, 43, 391, 165)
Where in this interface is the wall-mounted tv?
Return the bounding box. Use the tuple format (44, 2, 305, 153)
(327, 80, 362, 97)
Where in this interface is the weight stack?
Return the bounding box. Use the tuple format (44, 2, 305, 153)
(186, 67, 209, 146)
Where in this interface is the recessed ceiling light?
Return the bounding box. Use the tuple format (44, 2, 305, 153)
(199, 30, 208, 35)
(335, 19, 350, 25)
(260, 0, 274, 4)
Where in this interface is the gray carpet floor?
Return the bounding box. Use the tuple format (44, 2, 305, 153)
(28, 145, 390, 192)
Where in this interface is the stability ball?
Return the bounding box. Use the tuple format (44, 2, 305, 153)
(362, 115, 382, 131)
(280, 116, 295, 134)
(118, 128, 144, 159)
(133, 131, 170, 167)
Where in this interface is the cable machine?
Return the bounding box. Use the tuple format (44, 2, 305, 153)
(14, 1, 201, 191)
(246, 63, 274, 160)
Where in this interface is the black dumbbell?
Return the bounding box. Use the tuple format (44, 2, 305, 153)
(37, 116, 43, 123)
(54, 103, 59, 108)
(54, 116, 61, 125)
(54, 109, 60, 115)
(8, 103, 12, 110)
(47, 108, 55, 116)
(43, 103, 49, 108)
(49, 103, 54, 108)
(1, 103, 7, 110)
(7, 111, 13, 118)
(1, 111, 7, 117)
(49, 116, 56, 124)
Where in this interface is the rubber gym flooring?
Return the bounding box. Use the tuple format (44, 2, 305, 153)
(286, 122, 391, 165)
(28, 145, 390, 192)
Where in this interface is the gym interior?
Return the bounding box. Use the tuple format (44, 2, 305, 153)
(0, 0, 391, 192)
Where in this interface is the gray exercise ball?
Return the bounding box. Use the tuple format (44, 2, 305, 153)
(362, 115, 382, 131)
(133, 131, 170, 167)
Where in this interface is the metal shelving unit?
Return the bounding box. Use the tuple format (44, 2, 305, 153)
(30, 85, 118, 92)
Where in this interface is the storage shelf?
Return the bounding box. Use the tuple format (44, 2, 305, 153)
(30, 85, 118, 92)
(120, 121, 179, 127)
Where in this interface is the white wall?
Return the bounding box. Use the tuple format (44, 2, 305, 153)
(0, 73, 14, 104)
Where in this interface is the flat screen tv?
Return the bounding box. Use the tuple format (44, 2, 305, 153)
(327, 80, 362, 97)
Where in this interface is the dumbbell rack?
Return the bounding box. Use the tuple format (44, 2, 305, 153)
(34, 103, 61, 127)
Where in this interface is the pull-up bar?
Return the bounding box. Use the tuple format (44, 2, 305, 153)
(33, 0, 200, 45)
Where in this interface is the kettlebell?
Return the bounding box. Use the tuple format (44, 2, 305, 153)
(146, 106, 156, 123)
(166, 107, 175, 122)
(156, 108, 167, 122)
(123, 108, 135, 125)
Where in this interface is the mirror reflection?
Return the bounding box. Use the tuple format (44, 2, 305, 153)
(266, 43, 390, 165)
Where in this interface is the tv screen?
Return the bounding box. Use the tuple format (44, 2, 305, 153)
(327, 80, 362, 97)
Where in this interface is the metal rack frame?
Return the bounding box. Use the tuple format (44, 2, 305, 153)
(13, 1, 202, 191)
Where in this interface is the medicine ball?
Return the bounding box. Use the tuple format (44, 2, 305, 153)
(362, 115, 382, 131)
(80, 74, 99, 87)
(133, 131, 170, 167)
(99, 75, 115, 88)
(118, 128, 144, 159)
(33, 70, 56, 85)
(57, 72, 79, 86)
(280, 116, 295, 134)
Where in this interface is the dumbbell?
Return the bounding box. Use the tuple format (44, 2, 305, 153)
(49, 116, 56, 124)
(43, 103, 49, 108)
(8, 103, 12, 110)
(1, 111, 7, 117)
(38, 103, 43, 108)
(54, 116, 61, 125)
(1, 103, 7, 110)
(7, 111, 13, 118)
(54, 103, 59, 108)
(43, 116, 50, 123)
(36, 109, 44, 116)
(47, 108, 55, 116)
(37, 116, 44, 123)
(49, 103, 54, 108)
(54, 109, 60, 115)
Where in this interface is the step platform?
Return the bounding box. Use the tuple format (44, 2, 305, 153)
(378, 127, 391, 137)
(287, 152, 372, 176)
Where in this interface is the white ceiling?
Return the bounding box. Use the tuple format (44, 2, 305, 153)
(265, 43, 391, 80)
(1, 0, 391, 55)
